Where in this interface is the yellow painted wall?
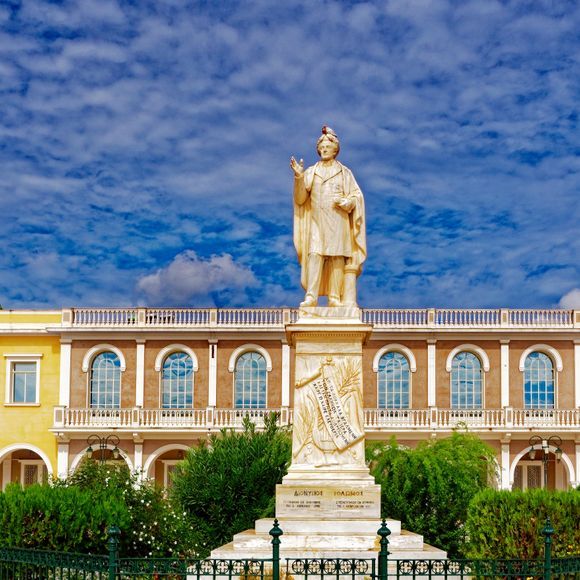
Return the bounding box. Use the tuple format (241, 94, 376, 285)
(0, 311, 61, 477)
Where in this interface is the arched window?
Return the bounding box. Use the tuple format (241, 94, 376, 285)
(90, 352, 121, 408)
(162, 352, 194, 408)
(377, 352, 410, 409)
(234, 352, 267, 409)
(524, 352, 555, 409)
(451, 352, 483, 409)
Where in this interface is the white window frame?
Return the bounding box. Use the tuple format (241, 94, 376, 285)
(375, 352, 413, 410)
(4, 354, 42, 405)
(84, 348, 125, 409)
(19, 460, 46, 486)
(229, 345, 272, 409)
(449, 351, 486, 409)
(155, 346, 198, 409)
(162, 460, 179, 488)
(513, 460, 544, 490)
(520, 348, 559, 409)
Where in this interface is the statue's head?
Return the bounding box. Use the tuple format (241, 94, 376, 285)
(316, 126, 340, 158)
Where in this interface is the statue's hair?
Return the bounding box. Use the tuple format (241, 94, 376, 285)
(316, 125, 340, 156)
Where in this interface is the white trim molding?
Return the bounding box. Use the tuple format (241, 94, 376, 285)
(143, 443, 189, 478)
(81, 344, 126, 372)
(4, 353, 43, 405)
(154, 344, 199, 372)
(0, 443, 54, 478)
(372, 344, 417, 372)
(510, 446, 574, 488)
(518, 344, 563, 372)
(228, 344, 273, 372)
(446, 344, 490, 372)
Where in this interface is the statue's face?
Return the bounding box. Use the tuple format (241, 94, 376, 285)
(318, 138, 338, 161)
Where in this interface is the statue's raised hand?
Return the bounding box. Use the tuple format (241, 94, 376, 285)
(290, 156, 304, 178)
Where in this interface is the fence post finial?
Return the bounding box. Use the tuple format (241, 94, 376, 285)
(378, 518, 391, 580)
(269, 518, 283, 580)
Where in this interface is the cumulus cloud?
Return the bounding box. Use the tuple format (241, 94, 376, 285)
(559, 289, 580, 309)
(136, 251, 258, 306)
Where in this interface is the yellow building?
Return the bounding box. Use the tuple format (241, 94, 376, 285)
(0, 310, 61, 489)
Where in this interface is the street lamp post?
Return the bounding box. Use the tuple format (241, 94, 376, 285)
(528, 435, 563, 489)
(86, 434, 121, 465)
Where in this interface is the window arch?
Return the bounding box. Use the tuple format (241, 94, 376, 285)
(234, 352, 267, 409)
(377, 352, 410, 409)
(450, 351, 483, 409)
(90, 352, 121, 408)
(161, 352, 194, 408)
(523, 352, 555, 409)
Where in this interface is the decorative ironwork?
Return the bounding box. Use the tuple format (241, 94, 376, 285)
(288, 558, 374, 578)
(396, 557, 548, 578)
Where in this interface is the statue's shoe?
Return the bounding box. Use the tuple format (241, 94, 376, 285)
(328, 298, 342, 307)
(300, 296, 317, 307)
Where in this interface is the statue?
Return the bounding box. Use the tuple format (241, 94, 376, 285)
(291, 126, 366, 307)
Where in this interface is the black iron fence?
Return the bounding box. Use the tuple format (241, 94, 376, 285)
(0, 518, 578, 580)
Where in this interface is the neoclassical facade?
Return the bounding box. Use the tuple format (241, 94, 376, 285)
(2, 307, 580, 490)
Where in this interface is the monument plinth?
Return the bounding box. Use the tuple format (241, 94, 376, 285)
(211, 127, 446, 560)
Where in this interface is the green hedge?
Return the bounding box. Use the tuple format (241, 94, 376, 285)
(465, 488, 580, 559)
(367, 432, 496, 557)
(0, 461, 198, 557)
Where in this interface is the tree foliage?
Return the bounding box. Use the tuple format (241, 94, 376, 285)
(0, 460, 197, 557)
(466, 488, 580, 559)
(367, 432, 496, 557)
(170, 413, 292, 557)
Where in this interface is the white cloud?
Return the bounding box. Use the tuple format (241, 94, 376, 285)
(559, 288, 580, 309)
(136, 251, 258, 305)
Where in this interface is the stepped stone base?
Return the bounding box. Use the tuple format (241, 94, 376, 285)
(211, 518, 447, 561)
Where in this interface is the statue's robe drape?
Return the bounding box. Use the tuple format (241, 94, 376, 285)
(293, 161, 367, 297)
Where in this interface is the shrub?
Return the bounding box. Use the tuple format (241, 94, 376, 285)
(0, 482, 125, 553)
(0, 460, 199, 557)
(171, 413, 291, 557)
(367, 432, 496, 557)
(465, 488, 580, 559)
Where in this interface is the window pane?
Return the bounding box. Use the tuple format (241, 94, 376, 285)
(235, 352, 267, 408)
(161, 352, 194, 409)
(90, 352, 121, 409)
(378, 352, 410, 409)
(451, 352, 483, 409)
(12, 362, 37, 403)
(524, 352, 554, 409)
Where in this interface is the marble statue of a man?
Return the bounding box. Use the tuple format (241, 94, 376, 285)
(291, 127, 366, 307)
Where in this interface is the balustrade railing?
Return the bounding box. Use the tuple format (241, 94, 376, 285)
(509, 309, 573, 327)
(217, 308, 286, 326)
(67, 307, 576, 329)
(54, 406, 580, 430)
(362, 309, 428, 326)
(434, 308, 500, 326)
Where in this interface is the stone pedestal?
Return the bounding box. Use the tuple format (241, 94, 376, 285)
(211, 309, 446, 561)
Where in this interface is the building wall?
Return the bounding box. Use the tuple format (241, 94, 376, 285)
(0, 312, 61, 485)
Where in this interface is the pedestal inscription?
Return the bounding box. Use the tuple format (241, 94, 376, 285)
(276, 484, 381, 519)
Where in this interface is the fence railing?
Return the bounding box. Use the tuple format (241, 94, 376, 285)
(65, 307, 576, 329)
(53, 406, 580, 431)
(1, 519, 578, 580)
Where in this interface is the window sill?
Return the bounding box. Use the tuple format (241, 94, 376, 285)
(4, 403, 41, 407)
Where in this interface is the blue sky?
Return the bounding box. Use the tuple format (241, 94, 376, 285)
(1, 0, 579, 309)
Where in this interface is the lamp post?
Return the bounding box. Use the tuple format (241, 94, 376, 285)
(86, 434, 121, 465)
(528, 435, 563, 489)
